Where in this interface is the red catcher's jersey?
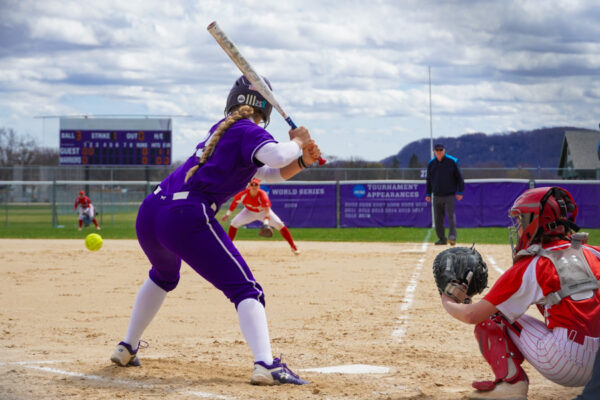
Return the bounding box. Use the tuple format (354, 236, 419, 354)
(74, 196, 92, 209)
(484, 240, 600, 337)
(228, 188, 271, 213)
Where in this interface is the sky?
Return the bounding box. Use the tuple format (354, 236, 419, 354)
(1, 0, 599, 163)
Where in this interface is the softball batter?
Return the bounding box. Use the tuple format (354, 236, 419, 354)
(222, 178, 300, 255)
(441, 187, 600, 400)
(110, 75, 320, 385)
(74, 190, 100, 231)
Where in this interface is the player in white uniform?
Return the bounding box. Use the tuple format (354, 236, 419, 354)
(441, 187, 600, 400)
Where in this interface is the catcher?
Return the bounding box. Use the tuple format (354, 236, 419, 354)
(221, 178, 300, 255)
(436, 186, 600, 400)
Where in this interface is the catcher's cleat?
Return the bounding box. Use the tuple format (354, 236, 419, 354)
(468, 380, 528, 400)
(470, 367, 528, 400)
(110, 341, 142, 367)
(250, 357, 309, 385)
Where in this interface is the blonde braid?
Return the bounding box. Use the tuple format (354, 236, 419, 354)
(184, 105, 255, 183)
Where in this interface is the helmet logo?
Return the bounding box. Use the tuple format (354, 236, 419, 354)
(237, 94, 245, 104)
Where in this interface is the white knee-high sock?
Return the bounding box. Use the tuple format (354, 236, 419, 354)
(237, 298, 273, 364)
(124, 278, 167, 349)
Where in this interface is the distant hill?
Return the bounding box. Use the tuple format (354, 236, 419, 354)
(380, 127, 583, 168)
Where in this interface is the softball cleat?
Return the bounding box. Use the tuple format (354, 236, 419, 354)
(110, 341, 141, 367)
(250, 357, 308, 385)
(291, 247, 301, 255)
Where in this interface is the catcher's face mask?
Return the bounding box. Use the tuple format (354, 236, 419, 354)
(508, 186, 578, 257)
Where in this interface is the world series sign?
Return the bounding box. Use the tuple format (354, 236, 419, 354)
(59, 117, 172, 165)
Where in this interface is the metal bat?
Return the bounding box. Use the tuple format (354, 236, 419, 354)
(207, 21, 326, 166)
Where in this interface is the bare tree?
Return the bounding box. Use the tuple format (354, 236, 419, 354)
(0, 127, 58, 167)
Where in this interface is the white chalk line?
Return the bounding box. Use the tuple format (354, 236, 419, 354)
(0, 360, 235, 400)
(486, 255, 505, 275)
(301, 364, 390, 374)
(391, 230, 432, 341)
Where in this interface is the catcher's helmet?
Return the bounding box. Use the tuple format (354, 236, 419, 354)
(225, 75, 273, 127)
(508, 186, 578, 256)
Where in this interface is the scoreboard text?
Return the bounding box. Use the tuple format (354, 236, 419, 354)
(59, 118, 172, 166)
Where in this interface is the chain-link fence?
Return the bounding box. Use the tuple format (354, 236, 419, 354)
(1, 165, 598, 229)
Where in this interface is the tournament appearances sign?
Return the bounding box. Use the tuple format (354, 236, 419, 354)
(59, 118, 172, 166)
(340, 182, 430, 227)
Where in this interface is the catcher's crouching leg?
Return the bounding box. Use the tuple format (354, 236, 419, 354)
(470, 314, 528, 400)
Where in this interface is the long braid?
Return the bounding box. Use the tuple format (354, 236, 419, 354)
(184, 105, 255, 183)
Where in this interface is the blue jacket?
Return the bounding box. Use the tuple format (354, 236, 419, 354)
(426, 154, 464, 196)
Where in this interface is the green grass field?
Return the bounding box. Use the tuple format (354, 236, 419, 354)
(1, 205, 599, 245)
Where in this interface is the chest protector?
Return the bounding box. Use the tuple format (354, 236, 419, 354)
(516, 233, 600, 306)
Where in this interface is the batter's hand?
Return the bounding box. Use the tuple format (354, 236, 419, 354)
(302, 140, 321, 165)
(289, 126, 311, 149)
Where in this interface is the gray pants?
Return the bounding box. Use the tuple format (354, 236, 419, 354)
(433, 194, 457, 241)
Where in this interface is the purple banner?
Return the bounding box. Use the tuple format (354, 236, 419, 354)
(249, 183, 337, 228)
(340, 182, 430, 227)
(241, 180, 599, 229)
(534, 182, 600, 228)
(456, 181, 530, 227)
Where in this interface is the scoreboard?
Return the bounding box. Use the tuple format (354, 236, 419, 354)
(59, 118, 172, 165)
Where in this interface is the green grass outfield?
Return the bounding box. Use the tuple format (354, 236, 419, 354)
(1, 205, 599, 245)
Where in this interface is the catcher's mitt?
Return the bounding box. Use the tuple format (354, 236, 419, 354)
(258, 224, 273, 238)
(432, 246, 488, 303)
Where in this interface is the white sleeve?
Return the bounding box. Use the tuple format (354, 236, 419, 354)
(255, 141, 300, 168)
(253, 166, 285, 183)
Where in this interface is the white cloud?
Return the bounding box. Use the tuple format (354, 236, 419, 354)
(0, 0, 599, 161)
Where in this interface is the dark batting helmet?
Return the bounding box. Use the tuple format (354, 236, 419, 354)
(508, 186, 579, 256)
(225, 75, 273, 127)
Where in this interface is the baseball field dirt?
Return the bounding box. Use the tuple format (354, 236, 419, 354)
(0, 238, 583, 399)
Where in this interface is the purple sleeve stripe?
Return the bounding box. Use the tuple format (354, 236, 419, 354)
(250, 139, 277, 164)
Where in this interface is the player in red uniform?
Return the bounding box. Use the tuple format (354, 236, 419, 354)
(221, 178, 300, 255)
(74, 190, 100, 231)
(440, 187, 600, 400)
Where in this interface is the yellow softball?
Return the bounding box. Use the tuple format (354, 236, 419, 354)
(85, 233, 103, 251)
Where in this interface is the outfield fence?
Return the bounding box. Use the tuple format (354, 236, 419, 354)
(1, 178, 599, 229)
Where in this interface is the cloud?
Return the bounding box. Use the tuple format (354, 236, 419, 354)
(0, 0, 599, 161)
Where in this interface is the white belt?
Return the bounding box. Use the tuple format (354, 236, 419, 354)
(153, 187, 216, 211)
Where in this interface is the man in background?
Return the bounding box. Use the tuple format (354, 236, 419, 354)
(425, 143, 464, 245)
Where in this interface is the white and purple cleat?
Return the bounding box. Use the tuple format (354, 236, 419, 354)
(251, 357, 309, 385)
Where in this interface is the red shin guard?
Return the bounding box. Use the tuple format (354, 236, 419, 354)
(472, 315, 528, 391)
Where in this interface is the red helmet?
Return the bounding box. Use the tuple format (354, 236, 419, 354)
(79, 190, 85, 196)
(509, 186, 578, 256)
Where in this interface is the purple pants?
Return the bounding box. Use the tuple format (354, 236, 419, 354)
(136, 193, 265, 308)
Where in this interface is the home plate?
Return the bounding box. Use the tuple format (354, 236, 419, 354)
(301, 364, 391, 374)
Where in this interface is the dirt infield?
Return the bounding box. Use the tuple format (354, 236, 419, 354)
(0, 238, 583, 400)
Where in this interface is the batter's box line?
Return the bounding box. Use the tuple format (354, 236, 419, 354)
(0, 361, 236, 400)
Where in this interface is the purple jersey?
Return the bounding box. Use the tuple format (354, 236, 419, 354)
(158, 118, 276, 208)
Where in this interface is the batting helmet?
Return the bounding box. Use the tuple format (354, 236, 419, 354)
(225, 75, 273, 127)
(508, 186, 579, 256)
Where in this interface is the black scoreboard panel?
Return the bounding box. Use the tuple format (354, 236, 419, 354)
(59, 118, 173, 166)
